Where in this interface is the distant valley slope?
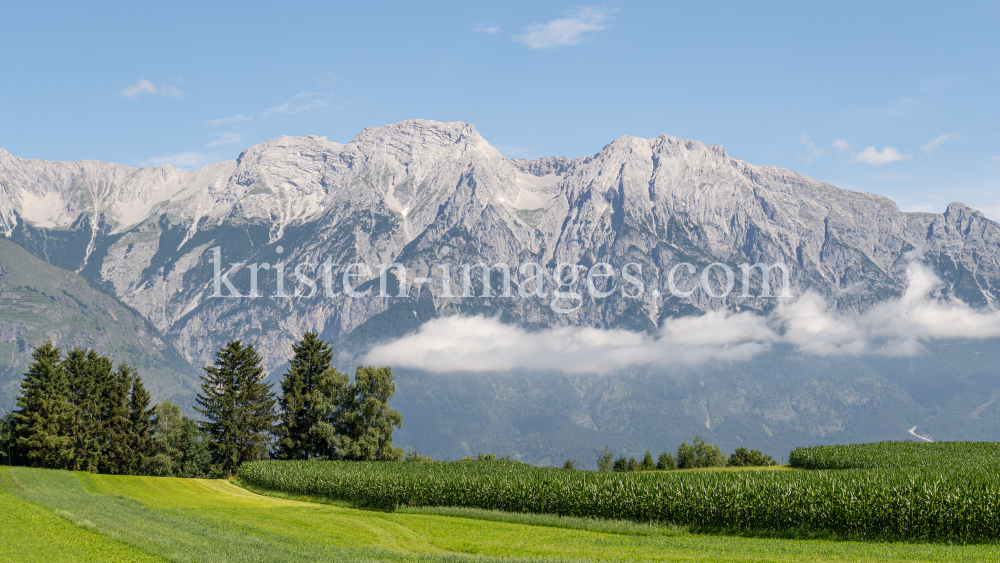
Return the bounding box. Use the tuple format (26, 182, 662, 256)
(0, 238, 199, 410)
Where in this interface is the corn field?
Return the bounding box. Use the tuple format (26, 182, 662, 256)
(789, 441, 1000, 470)
(239, 457, 1000, 541)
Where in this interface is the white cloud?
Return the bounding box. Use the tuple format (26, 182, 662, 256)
(143, 151, 213, 170)
(120, 78, 184, 99)
(920, 133, 956, 156)
(160, 84, 184, 98)
(364, 261, 1000, 374)
(798, 133, 824, 163)
(514, 6, 612, 50)
(855, 146, 910, 166)
(869, 173, 915, 182)
(831, 138, 852, 152)
(365, 311, 774, 374)
(120, 79, 157, 98)
(209, 92, 329, 126)
(473, 22, 500, 35)
(989, 155, 1000, 161)
(207, 114, 251, 126)
(205, 132, 243, 148)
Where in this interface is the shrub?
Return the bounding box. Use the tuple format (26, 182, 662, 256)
(628, 456, 639, 471)
(728, 447, 776, 467)
(656, 451, 676, 470)
(612, 455, 628, 472)
(404, 447, 434, 462)
(676, 434, 727, 469)
(562, 459, 581, 470)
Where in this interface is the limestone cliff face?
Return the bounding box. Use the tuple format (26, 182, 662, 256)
(2, 120, 998, 371)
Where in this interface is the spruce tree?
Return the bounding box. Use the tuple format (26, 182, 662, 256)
(126, 371, 157, 474)
(196, 340, 277, 476)
(65, 348, 111, 472)
(640, 450, 656, 471)
(274, 332, 333, 460)
(13, 342, 75, 469)
(314, 365, 403, 461)
(101, 362, 133, 474)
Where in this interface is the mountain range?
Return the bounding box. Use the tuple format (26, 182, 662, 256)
(1, 119, 998, 463)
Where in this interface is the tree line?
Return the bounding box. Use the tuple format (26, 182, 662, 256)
(588, 434, 776, 472)
(0, 332, 403, 477)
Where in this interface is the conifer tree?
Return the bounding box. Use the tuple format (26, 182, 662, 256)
(13, 342, 75, 469)
(640, 450, 656, 471)
(126, 371, 157, 474)
(65, 348, 111, 472)
(274, 332, 333, 460)
(101, 362, 133, 474)
(196, 340, 277, 476)
(314, 365, 403, 461)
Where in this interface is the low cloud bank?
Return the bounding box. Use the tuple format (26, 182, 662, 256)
(364, 262, 1000, 374)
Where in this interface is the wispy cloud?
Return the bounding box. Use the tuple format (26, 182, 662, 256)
(120, 78, 184, 99)
(120, 79, 158, 98)
(143, 151, 213, 170)
(831, 138, 852, 152)
(160, 84, 184, 98)
(798, 133, 824, 163)
(514, 6, 612, 50)
(920, 133, 957, 156)
(205, 132, 243, 148)
(365, 261, 1000, 374)
(473, 22, 500, 35)
(870, 173, 915, 182)
(208, 92, 329, 126)
(855, 146, 910, 166)
(991, 156, 1000, 161)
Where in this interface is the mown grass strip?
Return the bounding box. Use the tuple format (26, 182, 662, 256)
(0, 470, 165, 563)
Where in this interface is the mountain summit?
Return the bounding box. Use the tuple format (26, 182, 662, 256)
(1, 120, 998, 373)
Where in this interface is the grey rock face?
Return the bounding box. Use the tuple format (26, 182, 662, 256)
(1, 120, 998, 372)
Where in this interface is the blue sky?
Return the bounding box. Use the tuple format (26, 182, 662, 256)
(2, 1, 998, 218)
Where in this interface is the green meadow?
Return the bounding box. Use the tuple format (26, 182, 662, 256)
(4, 465, 1000, 562)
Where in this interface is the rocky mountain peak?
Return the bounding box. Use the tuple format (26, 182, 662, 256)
(2, 120, 999, 372)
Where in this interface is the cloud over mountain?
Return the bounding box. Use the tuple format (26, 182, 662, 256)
(365, 261, 1000, 373)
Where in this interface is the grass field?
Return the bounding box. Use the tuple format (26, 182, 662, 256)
(4, 466, 1000, 562)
